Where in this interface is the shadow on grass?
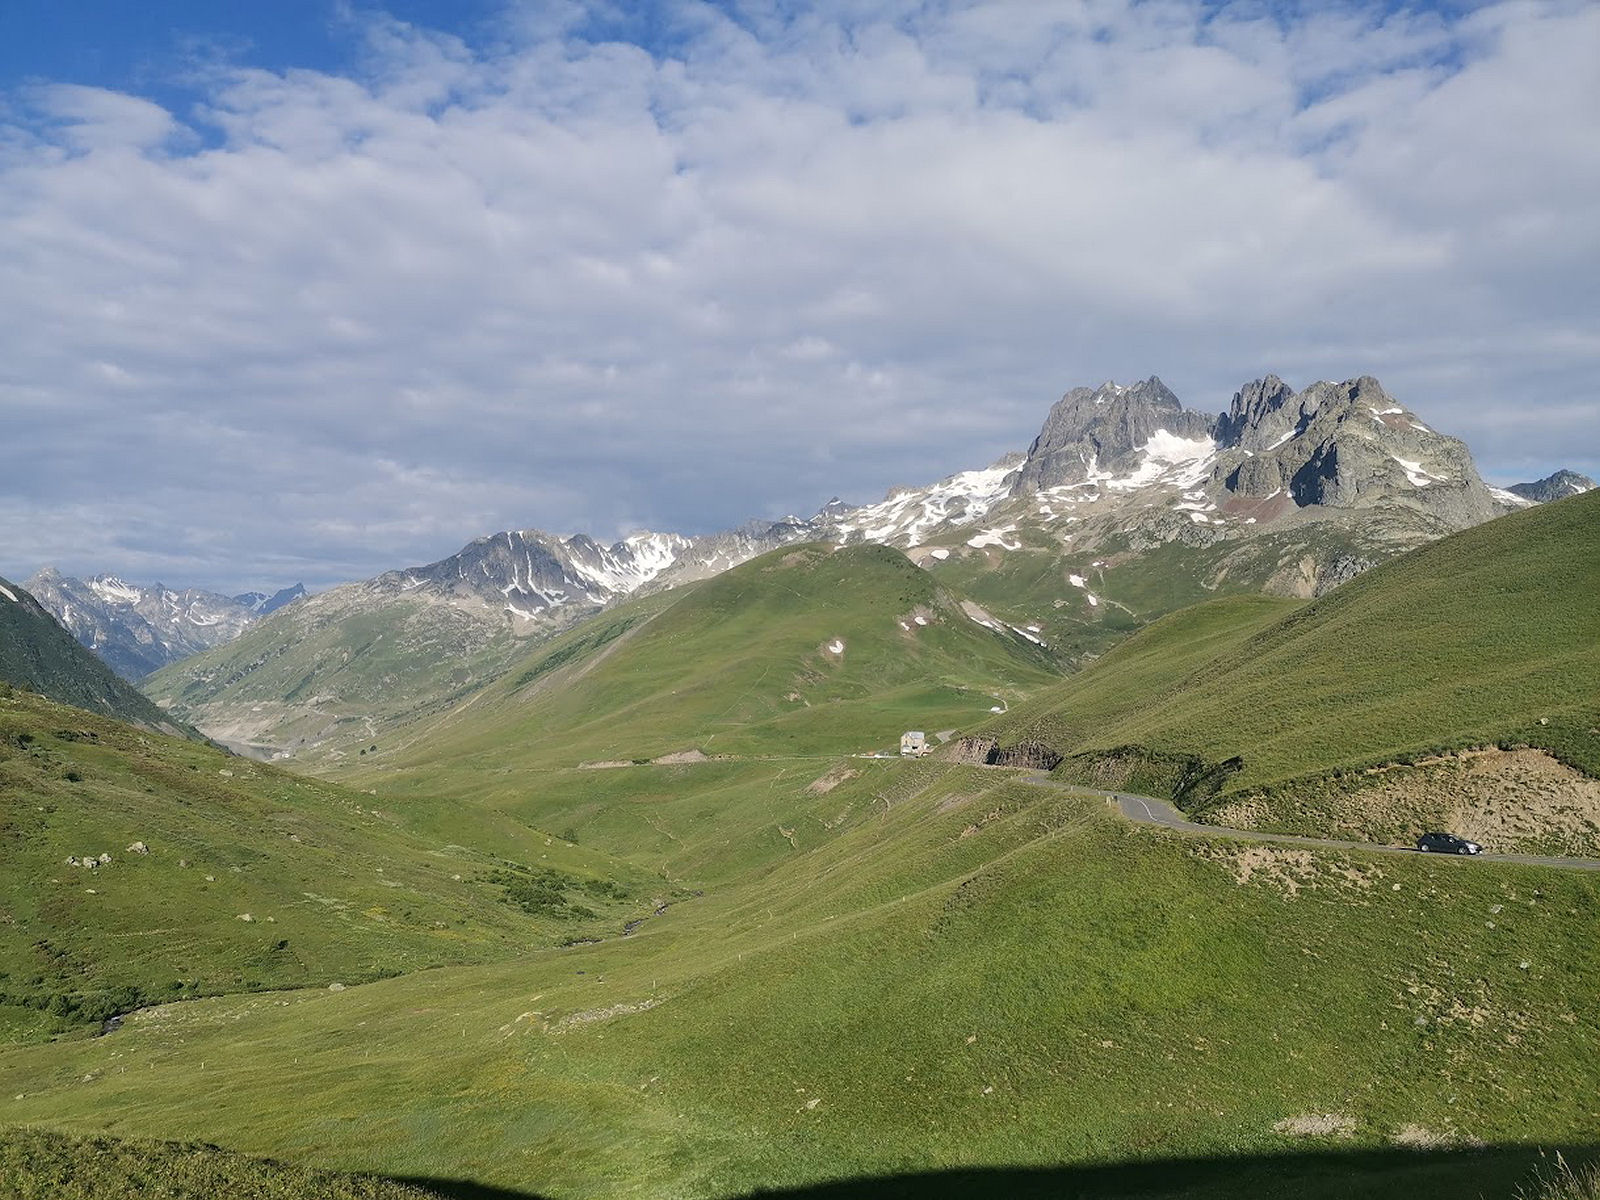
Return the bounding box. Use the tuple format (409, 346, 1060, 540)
(401, 1143, 1600, 1200)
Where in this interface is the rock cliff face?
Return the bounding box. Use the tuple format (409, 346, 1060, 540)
(1010, 377, 1213, 493)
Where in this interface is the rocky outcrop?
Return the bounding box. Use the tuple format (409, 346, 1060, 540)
(932, 736, 1060, 770)
(937, 736, 999, 765)
(990, 741, 1063, 770)
(1010, 377, 1213, 493)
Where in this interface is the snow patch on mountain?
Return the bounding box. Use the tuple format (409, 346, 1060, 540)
(1392, 456, 1444, 487)
(967, 525, 1021, 550)
(831, 463, 1013, 546)
(90, 577, 143, 604)
(1488, 487, 1536, 508)
(0, 583, 16, 603)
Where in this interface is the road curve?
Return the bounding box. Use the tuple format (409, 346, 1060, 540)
(1019, 771, 1600, 874)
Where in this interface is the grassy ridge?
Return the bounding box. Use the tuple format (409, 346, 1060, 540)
(0, 689, 652, 1043)
(2, 763, 1597, 1197)
(989, 491, 1600, 795)
(354, 544, 1060, 787)
(923, 520, 1378, 667)
(0, 577, 195, 740)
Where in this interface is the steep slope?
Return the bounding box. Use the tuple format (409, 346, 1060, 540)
(360, 543, 1060, 782)
(983, 490, 1600, 847)
(24, 569, 299, 681)
(0, 687, 649, 1045)
(0, 574, 195, 739)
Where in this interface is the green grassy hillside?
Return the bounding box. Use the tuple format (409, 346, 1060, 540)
(5, 507, 1599, 1197)
(0, 688, 652, 1045)
(983, 490, 1600, 837)
(3, 762, 1596, 1198)
(0, 575, 195, 740)
(922, 518, 1383, 668)
(355, 543, 1060, 783)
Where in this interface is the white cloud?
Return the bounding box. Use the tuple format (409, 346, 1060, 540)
(0, 0, 1595, 590)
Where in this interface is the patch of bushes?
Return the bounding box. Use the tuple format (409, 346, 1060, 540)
(485, 865, 631, 919)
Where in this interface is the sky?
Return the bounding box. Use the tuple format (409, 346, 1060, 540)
(1, 0, 1596, 594)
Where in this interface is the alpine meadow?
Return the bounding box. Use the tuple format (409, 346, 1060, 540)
(3, 3, 1600, 1199)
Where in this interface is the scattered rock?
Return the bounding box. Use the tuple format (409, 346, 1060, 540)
(806, 765, 859, 795)
(1391, 1124, 1469, 1149)
(1274, 1113, 1356, 1138)
(328, 982, 346, 992)
(652, 749, 709, 765)
(204, 875, 216, 882)
(126, 841, 149, 855)
(237, 913, 254, 922)
(97, 853, 111, 865)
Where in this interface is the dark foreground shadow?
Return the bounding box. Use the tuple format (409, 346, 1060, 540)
(401, 1143, 1600, 1200)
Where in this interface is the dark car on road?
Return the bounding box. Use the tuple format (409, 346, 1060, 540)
(1417, 832, 1482, 855)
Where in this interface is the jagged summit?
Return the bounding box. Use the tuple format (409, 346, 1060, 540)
(1010, 376, 1213, 493)
(234, 583, 306, 615)
(1208, 375, 1500, 528)
(1507, 470, 1595, 504)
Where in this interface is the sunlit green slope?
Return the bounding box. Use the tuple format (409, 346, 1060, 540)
(0, 688, 652, 1045)
(986, 489, 1599, 801)
(358, 543, 1060, 781)
(3, 763, 1596, 1198)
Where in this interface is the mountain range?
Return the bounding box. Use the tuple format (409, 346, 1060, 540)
(21, 570, 305, 681)
(131, 372, 1588, 760)
(0, 573, 197, 739)
(6, 485, 1595, 1200)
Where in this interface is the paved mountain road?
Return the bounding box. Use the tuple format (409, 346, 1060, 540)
(1020, 771, 1600, 873)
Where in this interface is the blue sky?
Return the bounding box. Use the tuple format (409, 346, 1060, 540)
(1, 1, 1595, 591)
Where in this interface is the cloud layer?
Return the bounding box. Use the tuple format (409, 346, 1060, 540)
(3, 0, 1596, 591)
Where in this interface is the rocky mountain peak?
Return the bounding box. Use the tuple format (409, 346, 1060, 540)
(1507, 470, 1596, 504)
(1211, 375, 1500, 527)
(22, 569, 283, 682)
(1010, 375, 1213, 493)
(233, 583, 306, 616)
(1215, 374, 1297, 450)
